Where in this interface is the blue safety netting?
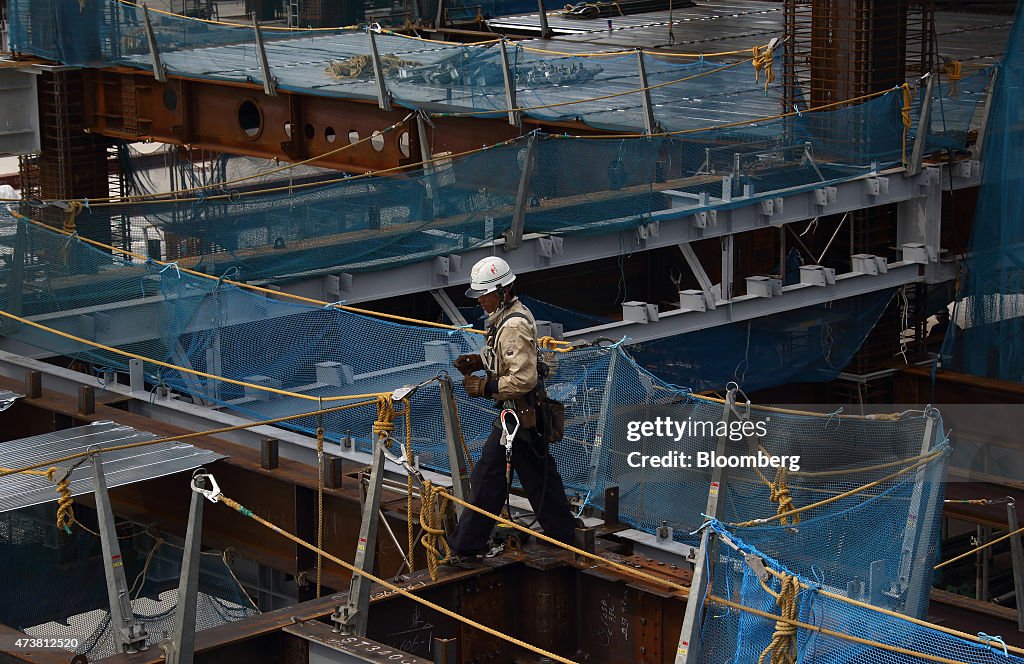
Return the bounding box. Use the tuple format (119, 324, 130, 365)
(940, 1, 1024, 383)
(0, 214, 950, 630)
(20, 87, 927, 288)
(695, 523, 1018, 664)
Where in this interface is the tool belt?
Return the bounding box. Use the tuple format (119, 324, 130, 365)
(503, 388, 564, 445)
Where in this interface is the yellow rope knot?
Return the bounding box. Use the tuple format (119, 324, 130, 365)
(900, 82, 914, 165)
(752, 44, 774, 92)
(769, 466, 799, 526)
(419, 480, 452, 581)
(63, 201, 84, 233)
(372, 395, 397, 443)
(944, 59, 962, 97)
(758, 572, 801, 664)
(51, 467, 75, 535)
(538, 336, 574, 353)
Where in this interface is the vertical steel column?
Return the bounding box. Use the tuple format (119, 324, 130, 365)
(537, 0, 553, 39)
(368, 28, 393, 111)
(141, 4, 167, 83)
(439, 375, 472, 513)
(498, 39, 522, 128)
(1007, 501, 1024, 632)
(502, 133, 537, 251)
(636, 49, 657, 135)
(252, 13, 278, 97)
(167, 476, 205, 664)
(900, 409, 940, 617)
(674, 390, 735, 664)
(93, 455, 149, 653)
(332, 435, 389, 635)
(720, 235, 734, 301)
(907, 72, 935, 176)
(586, 346, 619, 499)
(970, 66, 999, 160)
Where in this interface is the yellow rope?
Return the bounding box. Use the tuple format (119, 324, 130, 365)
(215, 492, 579, 664)
(444, 490, 689, 594)
(752, 44, 774, 92)
(768, 466, 798, 527)
(419, 479, 452, 580)
(688, 393, 901, 420)
(62, 201, 83, 233)
(0, 308, 389, 403)
(537, 336, 574, 353)
(729, 450, 943, 528)
(51, 468, 76, 534)
(401, 402, 416, 572)
(759, 565, 1024, 657)
(934, 524, 1024, 570)
(0, 400, 374, 478)
(900, 82, 914, 165)
(373, 395, 398, 441)
(707, 593, 982, 664)
(944, 59, 962, 97)
(756, 573, 799, 664)
(12, 213, 489, 338)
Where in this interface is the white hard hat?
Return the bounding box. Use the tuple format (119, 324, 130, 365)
(465, 256, 516, 298)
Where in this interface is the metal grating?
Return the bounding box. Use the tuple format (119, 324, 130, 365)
(0, 421, 224, 514)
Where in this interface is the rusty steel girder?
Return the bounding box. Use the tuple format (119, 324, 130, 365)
(81, 69, 598, 174)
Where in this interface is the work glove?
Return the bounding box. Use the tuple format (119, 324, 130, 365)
(454, 353, 483, 376)
(463, 374, 488, 398)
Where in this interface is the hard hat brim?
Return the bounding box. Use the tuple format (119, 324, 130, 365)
(464, 285, 492, 298)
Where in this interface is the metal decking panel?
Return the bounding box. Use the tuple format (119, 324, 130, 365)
(0, 421, 225, 514)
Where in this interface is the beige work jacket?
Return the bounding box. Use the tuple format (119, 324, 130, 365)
(481, 298, 538, 401)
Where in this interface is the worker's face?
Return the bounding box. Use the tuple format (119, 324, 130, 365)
(477, 291, 501, 314)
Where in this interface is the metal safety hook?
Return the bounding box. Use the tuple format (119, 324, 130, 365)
(191, 469, 222, 503)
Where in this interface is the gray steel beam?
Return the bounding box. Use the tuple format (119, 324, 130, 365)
(439, 375, 472, 513)
(675, 391, 735, 664)
(166, 475, 205, 664)
(1008, 501, 1024, 632)
(498, 39, 521, 128)
(907, 73, 935, 177)
(141, 4, 167, 83)
(279, 167, 942, 306)
(368, 28, 393, 112)
(333, 437, 388, 636)
(562, 260, 919, 346)
(94, 455, 150, 653)
(636, 50, 657, 135)
(503, 133, 537, 251)
(251, 13, 278, 97)
(430, 289, 468, 326)
(0, 350, 455, 489)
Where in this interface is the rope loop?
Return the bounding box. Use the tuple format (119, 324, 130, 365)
(769, 466, 799, 526)
(419, 480, 452, 581)
(752, 44, 774, 92)
(372, 395, 402, 444)
(757, 572, 801, 664)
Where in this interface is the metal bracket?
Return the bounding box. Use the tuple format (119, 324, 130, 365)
(368, 27, 393, 111)
(536, 236, 563, 264)
(251, 13, 278, 97)
(864, 176, 890, 197)
(141, 4, 167, 83)
(814, 186, 837, 208)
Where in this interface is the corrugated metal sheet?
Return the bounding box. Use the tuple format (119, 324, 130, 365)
(0, 390, 22, 412)
(0, 421, 225, 514)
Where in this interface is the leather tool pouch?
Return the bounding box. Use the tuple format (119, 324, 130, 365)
(537, 398, 565, 444)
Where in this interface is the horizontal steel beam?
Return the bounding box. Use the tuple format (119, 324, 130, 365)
(281, 166, 945, 306)
(563, 260, 921, 345)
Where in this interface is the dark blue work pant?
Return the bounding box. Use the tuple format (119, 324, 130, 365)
(448, 424, 576, 555)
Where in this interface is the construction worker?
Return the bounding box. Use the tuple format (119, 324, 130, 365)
(449, 256, 576, 557)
